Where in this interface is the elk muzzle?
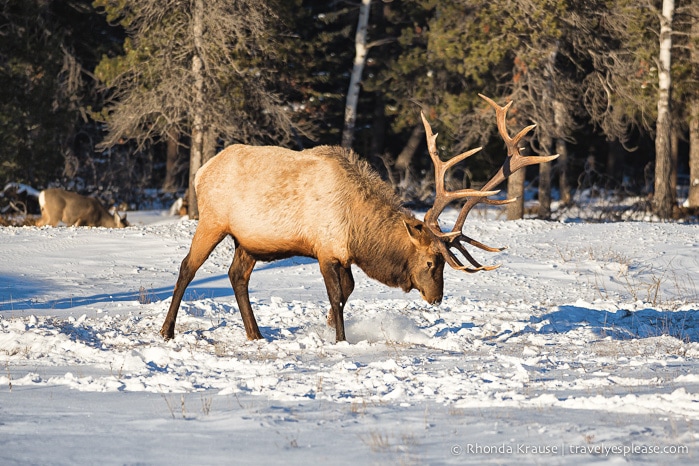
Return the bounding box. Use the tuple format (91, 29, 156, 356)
(414, 260, 444, 305)
(421, 290, 443, 305)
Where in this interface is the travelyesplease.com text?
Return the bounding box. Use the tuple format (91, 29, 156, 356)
(451, 442, 689, 457)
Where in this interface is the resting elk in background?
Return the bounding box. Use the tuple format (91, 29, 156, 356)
(160, 95, 558, 342)
(36, 188, 128, 228)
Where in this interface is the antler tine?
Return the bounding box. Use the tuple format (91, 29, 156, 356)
(452, 242, 502, 271)
(434, 239, 496, 273)
(420, 111, 498, 235)
(479, 94, 514, 144)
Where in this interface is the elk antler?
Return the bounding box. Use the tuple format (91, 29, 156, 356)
(422, 94, 560, 272)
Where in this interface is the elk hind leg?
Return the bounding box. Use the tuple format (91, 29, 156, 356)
(36, 209, 55, 227)
(35, 192, 50, 227)
(160, 224, 226, 340)
(228, 244, 263, 340)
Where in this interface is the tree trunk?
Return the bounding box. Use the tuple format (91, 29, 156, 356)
(393, 123, 425, 191)
(395, 124, 425, 173)
(690, 99, 699, 207)
(341, 0, 371, 149)
(556, 138, 570, 206)
(653, 0, 675, 219)
(606, 140, 625, 184)
(671, 126, 679, 201)
(507, 169, 526, 220)
(551, 98, 570, 206)
(550, 93, 568, 209)
(537, 135, 552, 219)
(368, 3, 386, 169)
(188, 0, 205, 219)
(202, 127, 217, 166)
(689, 5, 699, 208)
(369, 93, 386, 169)
(162, 129, 180, 192)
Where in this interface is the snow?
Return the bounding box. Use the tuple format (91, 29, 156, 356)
(1, 209, 698, 464)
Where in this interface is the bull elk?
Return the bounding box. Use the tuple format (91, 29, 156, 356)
(36, 188, 128, 228)
(160, 95, 558, 342)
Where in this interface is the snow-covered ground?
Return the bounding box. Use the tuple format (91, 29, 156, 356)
(1, 209, 698, 464)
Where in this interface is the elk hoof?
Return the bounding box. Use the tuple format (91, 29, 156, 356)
(160, 327, 174, 341)
(326, 309, 336, 329)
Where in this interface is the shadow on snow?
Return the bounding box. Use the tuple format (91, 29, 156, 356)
(0, 257, 319, 312)
(536, 305, 699, 343)
(0, 273, 231, 312)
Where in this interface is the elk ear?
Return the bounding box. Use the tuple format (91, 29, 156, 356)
(403, 220, 428, 247)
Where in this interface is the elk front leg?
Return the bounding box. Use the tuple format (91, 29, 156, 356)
(320, 260, 351, 342)
(160, 226, 225, 340)
(326, 266, 354, 329)
(228, 245, 263, 340)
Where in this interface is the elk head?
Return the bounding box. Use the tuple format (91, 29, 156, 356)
(422, 94, 559, 272)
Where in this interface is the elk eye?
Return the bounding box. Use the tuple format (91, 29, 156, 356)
(426, 261, 433, 270)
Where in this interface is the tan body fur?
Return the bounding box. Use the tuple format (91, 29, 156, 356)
(198, 145, 356, 261)
(37, 188, 128, 228)
(161, 145, 445, 342)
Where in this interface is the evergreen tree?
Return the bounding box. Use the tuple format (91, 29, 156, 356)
(93, 0, 296, 216)
(378, 0, 575, 217)
(0, 0, 117, 186)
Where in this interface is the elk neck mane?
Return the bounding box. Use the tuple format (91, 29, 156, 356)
(308, 145, 403, 211)
(309, 146, 416, 288)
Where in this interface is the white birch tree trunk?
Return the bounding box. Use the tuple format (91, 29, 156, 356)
(341, 0, 371, 149)
(188, 0, 205, 219)
(653, 0, 675, 218)
(688, 0, 699, 207)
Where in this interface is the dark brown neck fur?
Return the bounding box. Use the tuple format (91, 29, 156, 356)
(349, 208, 415, 292)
